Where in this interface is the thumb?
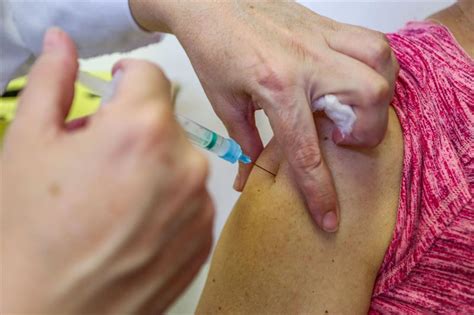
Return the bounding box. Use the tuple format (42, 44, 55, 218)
(15, 28, 78, 133)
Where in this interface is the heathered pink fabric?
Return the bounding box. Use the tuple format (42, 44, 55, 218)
(369, 22, 473, 313)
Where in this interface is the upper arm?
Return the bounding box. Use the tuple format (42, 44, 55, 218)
(197, 109, 404, 314)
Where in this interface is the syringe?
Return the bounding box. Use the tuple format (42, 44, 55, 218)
(175, 115, 251, 164)
(78, 71, 251, 164)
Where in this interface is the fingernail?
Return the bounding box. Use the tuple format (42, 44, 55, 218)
(112, 61, 124, 76)
(43, 27, 62, 53)
(322, 211, 338, 232)
(233, 173, 242, 191)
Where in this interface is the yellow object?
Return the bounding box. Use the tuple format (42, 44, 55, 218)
(0, 72, 110, 144)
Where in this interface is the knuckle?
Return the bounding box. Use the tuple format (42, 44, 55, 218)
(124, 104, 173, 148)
(152, 63, 168, 81)
(138, 104, 170, 136)
(292, 143, 322, 173)
(107, 103, 175, 157)
(126, 59, 171, 93)
(368, 35, 392, 66)
(147, 63, 171, 90)
(308, 185, 335, 211)
(253, 61, 291, 94)
(365, 77, 390, 106)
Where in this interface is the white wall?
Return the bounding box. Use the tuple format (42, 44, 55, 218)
(300, 1, 453, 32)
(80, 1, 454, 313)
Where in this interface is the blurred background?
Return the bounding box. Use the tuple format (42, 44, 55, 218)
(2, 1, 454, 313)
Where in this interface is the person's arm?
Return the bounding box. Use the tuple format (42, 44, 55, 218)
(196, 108, 404, 314)
(0, 0, 161, 92)
(130, 1, 400, 232)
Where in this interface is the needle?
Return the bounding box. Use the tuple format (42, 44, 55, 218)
(252, 162, 276, 177)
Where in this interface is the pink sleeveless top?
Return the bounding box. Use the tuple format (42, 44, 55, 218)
(369, 22, 473, 313)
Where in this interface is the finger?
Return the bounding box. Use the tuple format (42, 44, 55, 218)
(262, 89, 339, 232)
(213, 97, 264, 191)
(92, 59, 175, 140)
(331, 98, 389, 147)
(65, 116, 89, 131)
(324, 26, 398, 146)
(325, 26, 399, 89)
(15, 27, 78, 132)
(232, 120, 263, 192)
(110, 59, 171, 108)
(310, 50, 391, 147)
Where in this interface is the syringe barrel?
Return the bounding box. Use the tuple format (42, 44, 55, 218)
(176, 115, 215, 148)
(175, 115, 243, 163)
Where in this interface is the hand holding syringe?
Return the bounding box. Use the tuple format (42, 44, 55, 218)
(78, 71, 251, 165)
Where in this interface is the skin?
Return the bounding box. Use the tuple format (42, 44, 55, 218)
(4, 3, 469, 314)
(197, 109, 403, 314)
(2, 29, 214, 314)
(0, 2, 402, 313)
(197, 2, 473, 314)
(130, 0, 400, 232)
(428, 0, 474, 58)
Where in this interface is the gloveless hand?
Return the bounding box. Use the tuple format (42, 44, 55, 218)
(131, 0, 399, 232)
(2, 28, 214, 314)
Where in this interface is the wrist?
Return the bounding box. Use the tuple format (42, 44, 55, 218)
(129, 0, 185, 34)
(128, 0, 231, 36)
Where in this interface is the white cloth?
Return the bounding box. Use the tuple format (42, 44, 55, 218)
(311, 95, 357, 135)
(0, 0, 162, 93)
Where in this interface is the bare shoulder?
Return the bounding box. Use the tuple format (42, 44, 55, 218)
(197, 108, 403, 314)
(427, 3, 474, 58)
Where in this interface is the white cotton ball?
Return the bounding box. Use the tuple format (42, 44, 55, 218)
(311, 94, 356, 136)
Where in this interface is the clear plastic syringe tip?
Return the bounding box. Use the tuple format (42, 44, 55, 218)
(239, 154, 251, 164)
(220, 138, 252, 164)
